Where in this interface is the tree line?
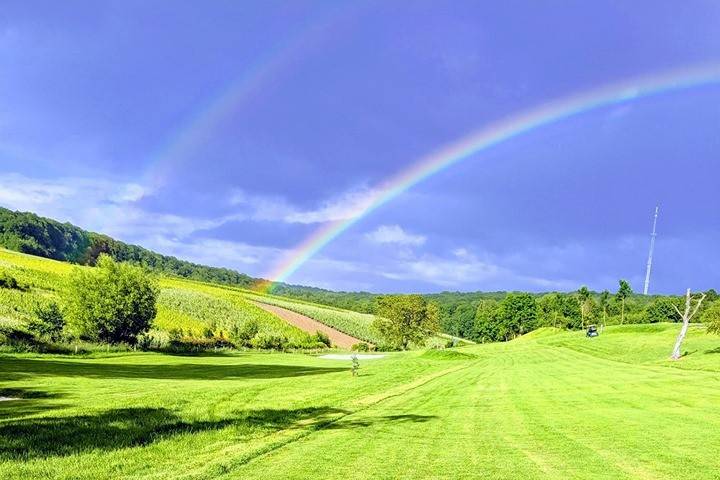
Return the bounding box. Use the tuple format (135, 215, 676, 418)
(442, 281, 719, 343)
(0, 207, 256, 287)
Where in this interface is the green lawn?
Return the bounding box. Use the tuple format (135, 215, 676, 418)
(1, 324, 719, 479)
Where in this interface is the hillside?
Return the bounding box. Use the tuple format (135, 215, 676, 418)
(1, 324, 718, 478)
(0, 207, 258, 288)
(0, 248, 327, 350)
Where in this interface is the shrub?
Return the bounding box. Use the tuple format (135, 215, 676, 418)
(351, 342, 371, 352)
(314, 330, 331, 348)
(64, 254, 159, 344)
(0, 271, 26, 291)
(27, 302, 65, 341)
(251, 332, 288, 350)
(229, 319, 260, 347)
(702, 301, 720, 335)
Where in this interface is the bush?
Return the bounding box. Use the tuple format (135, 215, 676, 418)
(314, 330, 331, 348)
(0, 271, 26, 291)
(702, 301, 720, 335)
(251, 332, 288, 350)
(64, 254, 159, 344)
(351, 342, 371, 352)
(27, 302, 65, 341)
(229, 319, 260, 347)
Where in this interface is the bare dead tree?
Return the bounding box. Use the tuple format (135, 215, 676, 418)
(670, 289, 706, 360)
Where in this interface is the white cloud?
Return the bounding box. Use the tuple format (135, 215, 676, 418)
(374, 247, 574, 290)
(0, 173, 219, 242)
(229, 187, 378, 225)
(142, 236, 285, 272)
(365, 225, 426, 246)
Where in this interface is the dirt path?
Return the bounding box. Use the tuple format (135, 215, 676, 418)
(252, 301, 364, 349)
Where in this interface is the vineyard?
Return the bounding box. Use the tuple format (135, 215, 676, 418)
(242, 291, 381, 344)
(0, 249, 318, 350)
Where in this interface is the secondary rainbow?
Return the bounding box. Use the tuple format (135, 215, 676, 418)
(138, 5, 357, 189)
(262, 64, 720, 288)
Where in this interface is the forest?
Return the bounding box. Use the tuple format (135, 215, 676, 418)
(0, 207, 256, 287)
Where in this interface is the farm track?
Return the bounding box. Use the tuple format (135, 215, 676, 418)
(251, 301, 364, 349)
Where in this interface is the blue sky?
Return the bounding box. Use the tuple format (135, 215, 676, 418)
(1, 1, 719, 293)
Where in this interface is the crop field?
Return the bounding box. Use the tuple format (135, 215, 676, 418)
(242, 291, 381, 344)
(1, 324, 719, 479)
(0, 249, 317, 348)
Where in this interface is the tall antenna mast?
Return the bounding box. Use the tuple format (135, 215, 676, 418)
(643, 206, 659, 295)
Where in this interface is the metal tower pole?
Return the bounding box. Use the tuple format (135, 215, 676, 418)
(643, 206, 659, 295)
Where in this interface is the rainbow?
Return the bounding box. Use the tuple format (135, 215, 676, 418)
(139, 4, 359, 189)
(262, 64, 720, 289)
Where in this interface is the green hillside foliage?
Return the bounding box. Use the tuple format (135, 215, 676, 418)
(0, 207, 256, 287)
(0, 248, 319, 352)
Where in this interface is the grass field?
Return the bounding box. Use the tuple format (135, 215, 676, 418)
(1, 323, 719, 479)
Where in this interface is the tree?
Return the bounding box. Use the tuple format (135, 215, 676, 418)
(644, 297, 682, 323)
(701, 301, 720, 335)
(577, 286, 591, 328)
(615, 280, 633, 324)
(28, 302, 65, 342)
(537, 293, 563, 328)
(670, 289, 706, 360)
(65, 254, 159, 344)
(373, 295, 440, 350)
(496, 293, 537, 340)
(474, 299, 501, 342)
(599, 290, 610, 327)
(704, 289, 719, 303)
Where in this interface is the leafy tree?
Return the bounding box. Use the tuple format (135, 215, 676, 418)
(701, 301, 720, 335)
(496, 293, 537, 340)
(373, 295, 440, 350)
(474, 299, 501, 342)
(64, 255, 159, 344)
(598, 290, 610, 326)
(705, 289, 719, 303)
(615, 280, 633, 324)
(28, 302, 65, 341)
(577, 286, 591, 328)
(536, 293, 563, 328)
(644, 297, 682, 323)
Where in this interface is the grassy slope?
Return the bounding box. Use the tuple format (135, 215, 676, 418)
(242, 291, 381, 344)
(1, 324, 719, 479)
(0, 248, 313, 345)
(243, 290, 475, 347)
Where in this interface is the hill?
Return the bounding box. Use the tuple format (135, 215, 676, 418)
(0, 248, 325, 351)
(0, 207, 257, 288)
(1, 323, 718, 478)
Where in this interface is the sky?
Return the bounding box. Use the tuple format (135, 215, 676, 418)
(1, 1, 719, 294)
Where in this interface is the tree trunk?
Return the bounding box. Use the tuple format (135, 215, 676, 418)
(671, 290, 692, 360)
(671, 289, 706, 360)
(620, 299, 625, 325)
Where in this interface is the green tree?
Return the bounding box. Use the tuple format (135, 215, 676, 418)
(64, 254, 159, 344)
(536, 293, 563, 328)
(373, 295, 440, 350)
(28, 302, 65, 342)
(577, 286, 591, 328)
(599, 290, 610, 326)
(701, 301, 720, 335)
(644, 297, 682, 323)
(496, 293, 537, 340)
(474, 299, 501, 342)
(615, 280, 633, 324)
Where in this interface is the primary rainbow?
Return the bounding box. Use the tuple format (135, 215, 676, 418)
(262, 64, 720, 289)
